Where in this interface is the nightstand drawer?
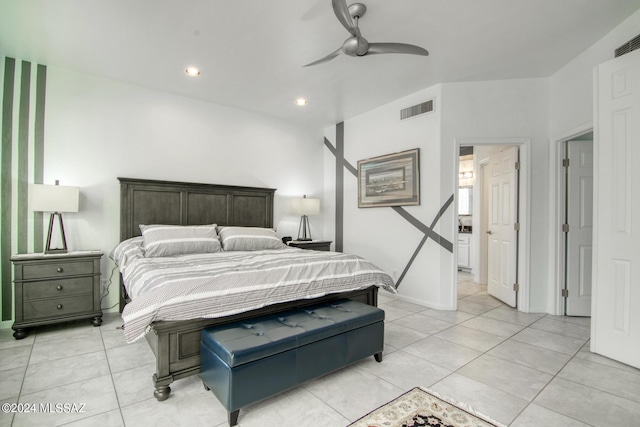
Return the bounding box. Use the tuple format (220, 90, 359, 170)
(22, 261, 94, 280)
(22, 277, 94, 300)
(23, 295, 94, 320)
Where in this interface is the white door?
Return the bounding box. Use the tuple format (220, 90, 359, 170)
(565, 140, 593, 316)
(487, 147, 518, 307)
(592, 49, 640, 368)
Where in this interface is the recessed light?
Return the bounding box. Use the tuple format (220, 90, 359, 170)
(185, 67, 201, 77)
(295, 98, 308, 106)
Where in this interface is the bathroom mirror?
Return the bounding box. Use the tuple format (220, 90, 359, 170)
(458, 186, 473, 215)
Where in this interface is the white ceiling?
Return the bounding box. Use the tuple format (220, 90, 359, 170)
(1, 0, 639, 129)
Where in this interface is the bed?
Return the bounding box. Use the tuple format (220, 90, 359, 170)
(116, 177, 394, 401)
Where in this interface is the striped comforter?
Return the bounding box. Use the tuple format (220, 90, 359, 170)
(120, 248, 396, 343)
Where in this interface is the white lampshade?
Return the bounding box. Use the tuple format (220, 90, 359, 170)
(290, 196, 320, 216)
(30, 184, 80, 213)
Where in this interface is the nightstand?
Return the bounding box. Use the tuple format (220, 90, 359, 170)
(287, 240, 332, 251)
(11, 251, 103, 339)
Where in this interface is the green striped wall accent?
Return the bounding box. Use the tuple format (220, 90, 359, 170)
(0, 56, 47, 322)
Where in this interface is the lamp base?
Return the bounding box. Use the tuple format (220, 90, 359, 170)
(297, 215, 313, 241)
(45, 248, 68, 254)
(45, 212, 69, 254)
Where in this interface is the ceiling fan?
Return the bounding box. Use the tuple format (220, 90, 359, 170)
(304, 0, 429, 67)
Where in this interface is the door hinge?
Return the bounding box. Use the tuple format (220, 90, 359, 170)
(513, 283, 520, 292)
(562, 223, 570, 233)
(563, 158, 570, 167)
(514, 223, 520, 231)
(515, 161, 521, 170)
(562, 288, 569, 298)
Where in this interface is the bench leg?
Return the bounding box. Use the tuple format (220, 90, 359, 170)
(229, 410, 239, 427)
(374, 352, 383, 363)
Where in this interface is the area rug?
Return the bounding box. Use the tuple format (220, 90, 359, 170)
(347, 387, 506, 427)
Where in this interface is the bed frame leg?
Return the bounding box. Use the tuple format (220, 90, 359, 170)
(154, 385, 171, 401)
(374, 352, 383, 362)
(228, 410, 239, 426)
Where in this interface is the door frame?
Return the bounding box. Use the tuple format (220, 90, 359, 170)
(454, 137, 531, 312)
(548, 123, 593, 315)
(477, 158, 490, 286)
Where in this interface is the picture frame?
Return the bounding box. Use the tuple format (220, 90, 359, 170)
(357, 148, 420, 208)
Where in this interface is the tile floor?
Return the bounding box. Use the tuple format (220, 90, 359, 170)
(1, 272, 640, 426)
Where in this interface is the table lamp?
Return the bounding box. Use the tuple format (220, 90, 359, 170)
(30, 180, 80, 254)
(289, 195, 320, 241)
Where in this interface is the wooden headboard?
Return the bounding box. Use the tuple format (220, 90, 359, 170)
(118, 177, 276, 241)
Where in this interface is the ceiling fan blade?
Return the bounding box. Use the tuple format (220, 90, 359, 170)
(367, 42, 429, 57)
(303, 48, 342, 67)
(332, 0, 358, 36)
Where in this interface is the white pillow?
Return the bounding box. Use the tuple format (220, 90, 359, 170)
(139, 224, 222, 257)
(218, 227, 285, 251)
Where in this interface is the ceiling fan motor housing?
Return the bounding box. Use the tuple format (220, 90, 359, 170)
(342, 36, 369, 56)
(348, 3, 367, 19)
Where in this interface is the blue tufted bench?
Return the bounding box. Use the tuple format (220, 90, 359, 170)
(200, 299, 385, 426)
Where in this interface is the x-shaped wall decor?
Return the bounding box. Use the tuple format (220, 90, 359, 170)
(325, 122, 453, 288)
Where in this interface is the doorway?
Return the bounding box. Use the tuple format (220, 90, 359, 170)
(454, 138, 531, 312)
(562, 134, 593, 316)
(550, 127, 594, 316)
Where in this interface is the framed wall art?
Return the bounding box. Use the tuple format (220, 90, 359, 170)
(357, 148, 420, 208)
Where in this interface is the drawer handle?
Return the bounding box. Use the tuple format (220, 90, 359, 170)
(56, 267, 64, 273)
(56, 304, 63, 310)
(56, 285, 63, 291)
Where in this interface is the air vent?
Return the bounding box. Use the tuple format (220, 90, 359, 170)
(615, 33, 640, 58)
(400, 99, 434, 120)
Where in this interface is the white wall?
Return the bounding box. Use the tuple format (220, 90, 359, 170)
(549, 9, 640, 137)
(324, 85, 447, 308)
(325, 78, 549, 311)
(44, 67, 323, 312)
(441, 79, 549, 311)
(546, 9, 640, 313)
